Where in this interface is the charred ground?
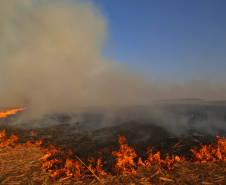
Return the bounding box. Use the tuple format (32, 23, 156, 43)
(0, 101, 226, 184)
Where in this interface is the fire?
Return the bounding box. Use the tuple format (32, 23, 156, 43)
(0, 107, 26, 118)
(96, 158, 107, 177)
(191, 136, 226, 162)
(0, 128, 107, 181)
(1, 126, 226, 182)
(0, 128, 106, 180)
(112, 135, 184, 173)
(39, 143, 106, 180)
(112, 135, 226, 172)
(39, 145, 85, 179)
(0, 129, 20, 148)
(112, 135, 137, 174)
(144, 148, 184, 170)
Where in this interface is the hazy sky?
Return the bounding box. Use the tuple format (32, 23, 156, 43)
(1, 0, 226, 118)
(93, 0, 226, 83)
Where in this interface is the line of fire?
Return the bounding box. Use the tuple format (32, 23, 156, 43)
(0, 106, 226, 184)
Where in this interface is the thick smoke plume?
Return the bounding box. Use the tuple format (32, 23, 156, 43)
(0, 0, 226, 123)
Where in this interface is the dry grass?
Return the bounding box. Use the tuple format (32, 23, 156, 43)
(0, 147, 226, 185)
(98, 162, 226, 185)
(0, 147, 47, 185)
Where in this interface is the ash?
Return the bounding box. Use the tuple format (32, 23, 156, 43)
(1, 100, 226, 160)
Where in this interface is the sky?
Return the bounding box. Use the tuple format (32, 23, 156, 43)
(92, 0, 226, 83)
(0, 0, 226, 118)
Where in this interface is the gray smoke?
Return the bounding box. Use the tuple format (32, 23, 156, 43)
(0, 0, 226, 134)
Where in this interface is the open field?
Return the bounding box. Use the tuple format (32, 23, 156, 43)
(0, 102, 226, 184)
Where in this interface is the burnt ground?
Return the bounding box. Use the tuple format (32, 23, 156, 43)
(0, 102, 226, 184)
(0, 113, 222, 168)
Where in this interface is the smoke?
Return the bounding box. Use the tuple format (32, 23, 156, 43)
(0, 0, 226, 125)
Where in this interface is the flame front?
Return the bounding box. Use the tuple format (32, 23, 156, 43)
(1, 129, 226, 181)
(112, 135, 184, 173)
(112, 135, 137, 174)
(0, 129, 19, 148)
(191, 136, 226, 162)
(0, 108, 26, 118)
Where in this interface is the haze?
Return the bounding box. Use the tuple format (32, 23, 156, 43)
(0, 0, 225, 120)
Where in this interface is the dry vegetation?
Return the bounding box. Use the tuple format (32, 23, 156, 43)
(0, 131, 226, 185)
(0, 146, 226, 184)
(0, 147, 44, 184)
(0, 108, 226, 184)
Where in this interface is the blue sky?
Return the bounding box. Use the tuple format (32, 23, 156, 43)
(92, 0, 226, 83)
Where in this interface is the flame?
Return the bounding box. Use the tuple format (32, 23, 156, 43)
(1, 128, 226, 181)
(0, 108, 26, 118)
(112, 135, 137, 174)
(86, 156, 107, 177)
(191, 136, 226, 162)
(112, 135, 184, 173)
(145, 148, 184, 170)
(0, 129, 20, 148)
(96, 158, 107, 177)
(39, 145, 106, 180)
(30, 131, 37, 136)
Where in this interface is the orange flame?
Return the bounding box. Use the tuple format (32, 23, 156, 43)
(1, 129, 226, 181)
(112, 135, 137, 174)
(145, 148, 184, 170)
(0, 129, 20, 148)
(191, 136, 226, 162)
(112, 135, 184, 173)
(96, 158, 107, 176)
(0, 108, 26, 118)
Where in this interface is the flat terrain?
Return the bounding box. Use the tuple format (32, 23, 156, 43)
(0, 102, 226, 184)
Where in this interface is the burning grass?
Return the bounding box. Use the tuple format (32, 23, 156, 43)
(191, 136, 226, 162)
(0, 108, 226, 184)
(0, 108, 26, 119)
(0, 129, 226, 184)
